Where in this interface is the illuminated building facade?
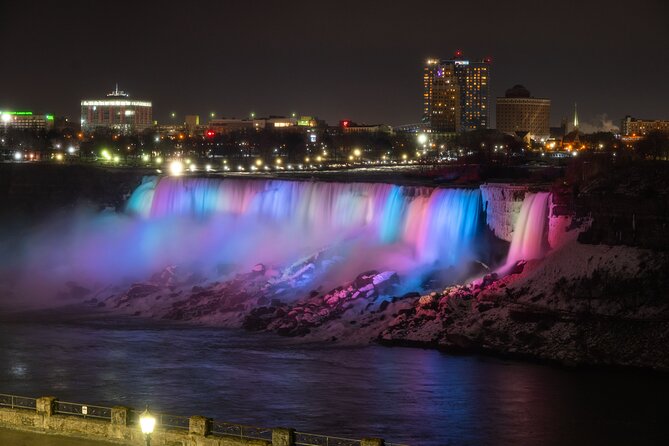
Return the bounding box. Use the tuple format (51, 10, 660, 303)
(80, 86, 152, 134)
(422, 60, 460, 132)
(339, 120, 393, 134)
(185, 115, 200, 135)
(621, 116, 669, 139)
(496, 85, 550, 141)
(423, 51, 490, 133)
(0, 110, 54, 131)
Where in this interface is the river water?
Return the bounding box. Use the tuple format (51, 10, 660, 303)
(0, 321, 667, 445)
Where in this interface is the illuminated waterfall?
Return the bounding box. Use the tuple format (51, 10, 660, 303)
(126, 176, 483, 269)
(5, 176, 555, 305)
(505, 192, 550, 266)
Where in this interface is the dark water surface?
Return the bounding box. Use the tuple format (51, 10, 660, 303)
(0, 321, 667, 445)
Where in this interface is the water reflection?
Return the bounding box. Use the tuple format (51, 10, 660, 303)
(0, 322, 667, 445)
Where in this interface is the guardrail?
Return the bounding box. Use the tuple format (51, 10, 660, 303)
(296, 432, 361, 446)
(54, 400, 112, 420)
(0, 393, 37, 410)
(0, 393, 409, 445)
(128, 409, 191, 430)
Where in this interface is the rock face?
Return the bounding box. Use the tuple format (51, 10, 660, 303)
(480, 183, 529, 242)
(379, 242, 669, 370)
(244, 270, 399, 336)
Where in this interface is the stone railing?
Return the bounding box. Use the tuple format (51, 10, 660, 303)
(0, 394, 396, 446)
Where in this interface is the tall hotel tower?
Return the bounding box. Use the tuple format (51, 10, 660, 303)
(423, 51, 491, 133)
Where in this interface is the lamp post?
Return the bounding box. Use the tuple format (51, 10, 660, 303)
(139, 406, 156, 446)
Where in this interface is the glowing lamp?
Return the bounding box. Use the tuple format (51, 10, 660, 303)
(353, 148, 361, 157)
(417, 134, 428, 145)
(139, 406, 156, 446)
(169, 160, 184, 176)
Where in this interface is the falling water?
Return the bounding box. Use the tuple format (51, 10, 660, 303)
(126, 177, 483, 269)
(4, 176, 528, 305)
(505, 192, 551, 266)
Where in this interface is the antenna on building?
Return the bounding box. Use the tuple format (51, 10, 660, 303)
(573, 103, 579, 131)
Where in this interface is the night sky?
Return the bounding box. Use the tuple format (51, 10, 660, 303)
(1, 0, 667, 129)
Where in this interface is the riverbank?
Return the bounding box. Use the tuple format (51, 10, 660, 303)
(8, 238, 666, 371)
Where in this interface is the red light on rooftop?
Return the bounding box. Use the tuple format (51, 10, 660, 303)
(341, 120, 350, 128)
(206, 129, 216, 138)
(455, 50, 463, 58)
(484, 56, 493, 64)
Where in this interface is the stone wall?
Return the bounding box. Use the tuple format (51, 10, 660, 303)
(0, 396, 386, 446)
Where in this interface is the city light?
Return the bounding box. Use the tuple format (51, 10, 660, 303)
(155, 157, 163, 164)
(55, 153, 63, 161)
(101, 149, 112, 161)
(68, 146, 75, 154)
(417, 133, 428, 145)
(353, 148, 361, 157)
(255, 158, 263, 166)
(169, 160, 184, 176)
(14, 152, 22, 160)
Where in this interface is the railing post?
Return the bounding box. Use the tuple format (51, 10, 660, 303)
(272, 427, 295, 446)
(111, 406, 130, 426)
(189, 415, 212, 436)
(361, 439, 385, 446)
(36, 396, 57, 417)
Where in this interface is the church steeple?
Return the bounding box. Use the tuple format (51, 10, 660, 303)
(573, 103, 580, 145)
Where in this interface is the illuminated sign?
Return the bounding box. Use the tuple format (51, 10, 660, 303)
(454, 60, 469, 66)
(0, 111, 34, 115)
(81, 100, 152, 107)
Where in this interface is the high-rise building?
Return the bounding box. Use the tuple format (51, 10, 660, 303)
(423, 59, 460, 132)
(423, 51, 490, 133)
(185, 115, 200, 135)
(80, 85, 152, 134)
(496, 85, 550, 141)
(621, 115, 669, 138)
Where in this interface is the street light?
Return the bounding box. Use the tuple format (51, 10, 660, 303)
(139, 406, 156, 446)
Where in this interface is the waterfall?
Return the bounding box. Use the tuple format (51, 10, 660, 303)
(505, 192, 551, 266)
(126, 176, 483, 269)
(6, 175, 555, 304)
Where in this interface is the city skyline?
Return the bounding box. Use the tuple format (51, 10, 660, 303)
(0, 0, 667, 130)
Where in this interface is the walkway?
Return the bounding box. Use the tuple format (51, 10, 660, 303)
(0, 427, 123, 445)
